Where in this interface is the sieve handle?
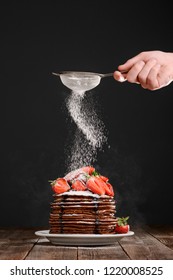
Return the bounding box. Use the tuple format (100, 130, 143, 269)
(52, 72, 61, 76)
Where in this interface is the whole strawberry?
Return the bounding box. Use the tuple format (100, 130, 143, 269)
(50, 178, 70, 194)
(115, 216, 130, 234)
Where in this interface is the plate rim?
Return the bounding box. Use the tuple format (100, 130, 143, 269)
(35, 230, 135, 238)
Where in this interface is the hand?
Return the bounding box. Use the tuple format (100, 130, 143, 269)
(113, 51, 173, 90)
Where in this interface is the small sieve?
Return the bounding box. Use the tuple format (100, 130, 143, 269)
(52, 71, 113, 91)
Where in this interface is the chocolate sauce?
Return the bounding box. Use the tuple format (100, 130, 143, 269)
(59, 195, 67, 233)
(93, 197, 99, 234)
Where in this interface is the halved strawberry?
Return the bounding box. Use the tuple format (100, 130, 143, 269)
(90, 175, 114, 196)
(71, 179, 87, 191)
(51, 178, 70, 194)
(64, 166, 95, 182)
(95, 176, 114, 196)
(104, 182, 114, 196)
(86, 176, 105, 195)
(75, 173, 88, 183)
(80, 166, 95, 175)
(64, 169, 82, 182)
(99, 175, 109, 182)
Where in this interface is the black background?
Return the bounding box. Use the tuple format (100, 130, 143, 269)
(1, 2, 173, 227)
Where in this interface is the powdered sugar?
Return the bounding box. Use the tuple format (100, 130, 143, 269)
(65, 90, 107, 172)
(56, 189, 100, 198)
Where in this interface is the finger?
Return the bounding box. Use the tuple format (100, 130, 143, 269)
(126, 60, 146, 83)
(137, 58, 157, 87)
(146, 64, 161, 90)
(118, 52, 145, 72)
(113, 71, 127, 82)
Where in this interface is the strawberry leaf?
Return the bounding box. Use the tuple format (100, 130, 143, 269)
(48, 180, 55, 185)
(117, 216, 129, 226)
(91, 170, 100, 176)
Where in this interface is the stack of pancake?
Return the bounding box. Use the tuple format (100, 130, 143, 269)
(49, 190, 117, 234)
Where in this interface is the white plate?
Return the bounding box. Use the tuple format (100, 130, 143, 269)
(35, 230, 134, 246)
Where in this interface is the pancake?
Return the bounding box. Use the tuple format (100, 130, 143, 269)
(49, 190, 117, 234)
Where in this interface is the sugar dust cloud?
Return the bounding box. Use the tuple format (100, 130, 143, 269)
(65, 89, 107, 172)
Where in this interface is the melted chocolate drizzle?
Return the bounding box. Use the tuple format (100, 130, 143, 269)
(59, 195, 67, 233)
(93, 197, 99, 234)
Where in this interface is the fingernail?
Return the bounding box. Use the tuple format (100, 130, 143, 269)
(118, 75, 127, 82)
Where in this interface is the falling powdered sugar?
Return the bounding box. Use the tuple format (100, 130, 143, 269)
(65, 90, 107, 172)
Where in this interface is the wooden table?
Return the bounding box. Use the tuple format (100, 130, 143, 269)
(0, 225, 173, 260)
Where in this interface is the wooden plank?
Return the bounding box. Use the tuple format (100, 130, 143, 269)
(146, 225, 173, 236)
(0, 229, 38, 260)
(146, 225, 173, 250)
(0, 242, 36, 260)
(78, 243, 129, 260)
(119, 227, 173, 260)
(153, 237, 173, 250)
(26, 237, 78, 260)
(0, 228, 39, 242)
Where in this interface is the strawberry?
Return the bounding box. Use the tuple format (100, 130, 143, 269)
(99, 175, 109, 182)
(64, 166, 95, 182)
(104, 182, 114, 196)
(50, 178, 70, 194)
(91, 172, 114, 196)
(86, 176, 106, 195)
(115, 216, 130, 234)
(71, 179, 87, 191)
(95, 176, 114, 196)
(80, 166, 95, 175)
(75, 173, 88, 183)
